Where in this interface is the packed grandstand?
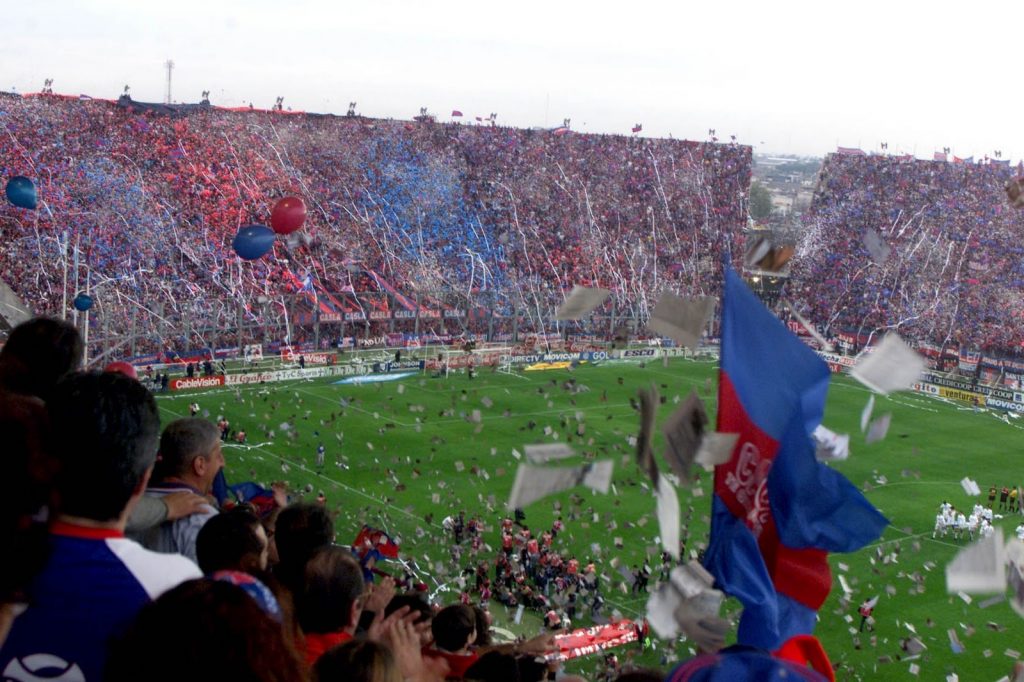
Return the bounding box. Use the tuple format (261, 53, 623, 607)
(0, 92, 750, 359)
(3, 92, 1024, 377)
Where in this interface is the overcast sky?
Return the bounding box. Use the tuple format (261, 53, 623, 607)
(3, 0, 1020, 159)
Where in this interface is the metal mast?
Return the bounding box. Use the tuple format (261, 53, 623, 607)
(165, 59, 174, 104)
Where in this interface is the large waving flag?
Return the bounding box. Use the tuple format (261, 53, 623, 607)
(352, 525, 400, 560)
(703, 268, 888, 650)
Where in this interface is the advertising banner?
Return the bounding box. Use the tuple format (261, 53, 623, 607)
(170, 376, 225, 391)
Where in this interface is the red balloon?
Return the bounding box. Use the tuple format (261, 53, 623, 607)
(105, 361, 138, 380)
(270, 196, 306, 235)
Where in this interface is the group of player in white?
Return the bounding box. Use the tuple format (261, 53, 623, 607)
(932, 502, 999, 541)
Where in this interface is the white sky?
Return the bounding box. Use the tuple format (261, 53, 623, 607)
(2, 0, 1021, 159)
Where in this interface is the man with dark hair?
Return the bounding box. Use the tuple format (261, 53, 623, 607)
(0, 372, 200, 681)
(195, 508, 269, 575)
(425, 604, 479, 677)
(272, 502, 335, 595)
(295, 546, 365, 665)
(0, 317, 83, 401)
(136, 418, 222, 563)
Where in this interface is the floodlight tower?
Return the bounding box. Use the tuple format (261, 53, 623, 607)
(165, 59, 174, 104)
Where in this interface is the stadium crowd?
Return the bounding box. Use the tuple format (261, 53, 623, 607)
(0, 317, 617, 682)
(788, 153, 1024, 355)
(7, 290, 878, 681)
(0, 94, 751, 359)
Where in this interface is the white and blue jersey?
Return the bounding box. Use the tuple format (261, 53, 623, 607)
(0, 521, 201, 682)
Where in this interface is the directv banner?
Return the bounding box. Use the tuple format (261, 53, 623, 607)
(499, 354, 545, 365)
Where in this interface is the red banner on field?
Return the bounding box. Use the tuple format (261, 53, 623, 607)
(546, 620, 639, 661)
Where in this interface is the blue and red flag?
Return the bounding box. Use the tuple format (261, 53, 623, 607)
(353, 525, 400, 560)
(703, 268, 888, 650)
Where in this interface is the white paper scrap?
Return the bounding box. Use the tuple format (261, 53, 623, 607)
(784, 300, 834, 352)
(656, 476, 681, 561)
(960, 477, 981, 497)
(555, 286, 611, 321)
(646, 294, 716, 350)
(507, 460, 613, 510)
(523, 443, 576, 463)
(945, 529, 1006, 594)
(864, 228, 892, 266)
(850, 334, 926, 395)
(813, 424, 850, 462)
(694, 432, 739, 468)
(865, 413, 892, 445)
(860, 395, 875, 433)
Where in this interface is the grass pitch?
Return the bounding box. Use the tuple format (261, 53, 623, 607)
(157, 356, 1024, 680)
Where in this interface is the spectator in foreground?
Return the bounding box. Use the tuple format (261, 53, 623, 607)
(196, 507, 270, 575)
(296, 545, 364, 665)
(0, 392, 50, 647)
(424, 604, 480, 678)
(315, 613, 449, 682)
(0, 372, 201, 680)
(313, 639, 401, 682)
(0, 317, 82, 402)
(463, 651, 549, 682)
(135, 418, 223, 563)
(106, 578, 308, 682)
(273, 502, 335, 596)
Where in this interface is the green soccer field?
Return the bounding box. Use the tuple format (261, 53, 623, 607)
(156, 356, 1024, 680)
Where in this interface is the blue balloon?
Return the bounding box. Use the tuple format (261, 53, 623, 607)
(5, 176, 37, 210)
(73, 293, 94, 312)
(232, 224, 276, 260)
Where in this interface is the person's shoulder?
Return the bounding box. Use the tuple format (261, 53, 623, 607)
(105, 537, 202, 599)
(193, 503, 219, 521)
